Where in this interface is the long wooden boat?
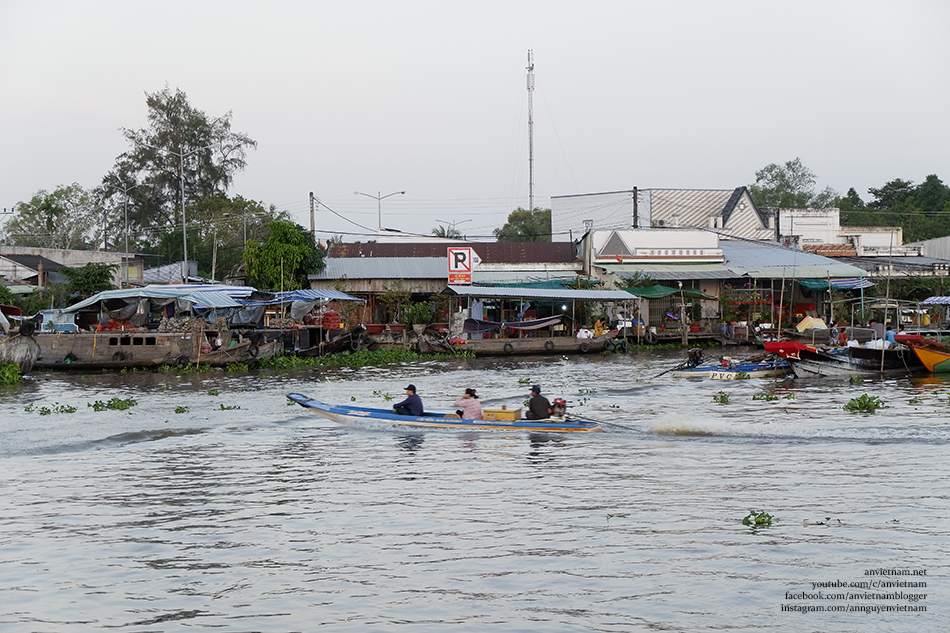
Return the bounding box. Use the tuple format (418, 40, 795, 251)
(672, 359, 791, 379)
(287, 393, 604, 432)
(419, 331, 618, 356)
(763, 340, 924, 378)
(32, 330, 279, 369)
(894, 334, 950, 373)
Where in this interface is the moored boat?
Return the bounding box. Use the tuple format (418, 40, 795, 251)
(287, 393, 604, 432)
(672, 359, 791, 380)
(763, 340, 924, 378)
(419, 329, 619, 356)
(894, 334, 950, 373)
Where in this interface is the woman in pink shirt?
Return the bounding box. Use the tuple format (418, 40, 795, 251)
(453, 388, 483, 420)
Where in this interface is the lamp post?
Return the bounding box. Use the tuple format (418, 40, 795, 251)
(137, 141, 216, 282)
(354, 190, 405, 229)
(435, 218, 471, 238)
(104, 183, 140, 286)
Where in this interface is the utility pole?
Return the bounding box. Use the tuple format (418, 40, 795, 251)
(527, 49, 535, 213)
(632, 187, 638, 228)
(309, 192, 316, 241)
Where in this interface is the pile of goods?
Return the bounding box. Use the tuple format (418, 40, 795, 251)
(99, 319, 138, 332)
(157, 316, 203, 334)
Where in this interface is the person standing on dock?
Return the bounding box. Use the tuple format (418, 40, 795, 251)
(394, 385, 424, 416)
(526, 385, 552, 420)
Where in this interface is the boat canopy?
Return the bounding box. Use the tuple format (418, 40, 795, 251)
(463, 315, 563, 333)
(239, 289, 364, 321)
(919, 296, 950, 305)
(64, 285, 243, 312)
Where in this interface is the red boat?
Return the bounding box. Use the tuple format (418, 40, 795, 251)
(894, 334, 950, 374)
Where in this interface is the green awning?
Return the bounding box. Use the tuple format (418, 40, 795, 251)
(626, 284, 716, 300)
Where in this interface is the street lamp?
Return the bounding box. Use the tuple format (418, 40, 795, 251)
(137, 140, 216, 282)
(435, 218, 471, 238)
(104, 183, 140, 286)
(354, 190, 405, 229)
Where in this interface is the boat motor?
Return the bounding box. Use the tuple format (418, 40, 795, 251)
(551, 397, 567, 418)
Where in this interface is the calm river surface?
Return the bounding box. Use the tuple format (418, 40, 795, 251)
(2, 350, 947, 632)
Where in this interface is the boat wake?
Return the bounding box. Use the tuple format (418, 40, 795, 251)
(648, 413, 950, 444)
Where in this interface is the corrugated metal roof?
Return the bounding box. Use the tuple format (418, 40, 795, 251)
(443, 286, 637, 301)
(604, 240, 868, 280)
(309, 257, 448, 280)
(327, 242, 578, 263)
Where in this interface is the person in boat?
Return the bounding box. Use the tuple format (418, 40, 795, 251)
(869, 319, 885, 340)
(453, 388, 483, 420)
(526, 385, 553, 420)
(393, 384, 424, 416)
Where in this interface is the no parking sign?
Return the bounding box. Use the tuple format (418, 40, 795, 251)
(447, 247, 481, 284)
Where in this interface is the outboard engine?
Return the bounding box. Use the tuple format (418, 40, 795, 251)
(551, 397, 567, 418)
(687, 347, 704, 368)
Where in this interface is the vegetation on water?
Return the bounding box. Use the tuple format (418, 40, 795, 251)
(207, 389, 220, 396)
(89, 397, 137, 411)
(219, 403, 240, 410)
(0, 362, 22, 385)
(752, 391, 779, 402)
(843, 394, 886, 413)
(24, 402, 77, 415)
(174, 406, 189, 414)
(712, 391, 730, 405)
(742, 510, 773, 528)
(257, 347, 474, 370)
(734, 371, 750, 380)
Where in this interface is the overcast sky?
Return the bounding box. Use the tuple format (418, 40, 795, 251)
(2, 1, 948, 242)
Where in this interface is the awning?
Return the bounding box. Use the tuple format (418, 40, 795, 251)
(629, 284, 717, 300)
(920, 296, 950, 305)
(799, 278, 875, 291)
(442, 286, 637, 301)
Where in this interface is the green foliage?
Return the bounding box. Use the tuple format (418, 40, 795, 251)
(35, 402, 77, 415)
(174, 406, 189, 414)
(749, 158, 837, 208)
(431, 224, 462, 238)
(257, 347, 472, 370)
(734, 371, 751, 380)
(405, 301, 434, 325)
(493, 207, 552, 242)
(840, 174, 950, 242)
(518, 377, 532, 384)
(742, 510, 773, 528)
(0, 183, 100, 249)
(103, 86, 257, 258)
(88, 397, 138, 411)
(207, 389, 220, 396)
(0, 362, 22, 385)
(843, 394, 885, 413)
(226, 362, 249, 372)
(713, 391, 730, 404)
(752, 391, 778, 401)
(60, 263, 119, 299)
(377, 281, 412, 323)
(219, 403, 240, 410)
(243, 220, 325, 290)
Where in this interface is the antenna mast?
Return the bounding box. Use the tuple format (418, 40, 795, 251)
(526, 49, 535, 213)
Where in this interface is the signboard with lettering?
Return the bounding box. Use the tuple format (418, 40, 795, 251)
(447, 247, 481, 284)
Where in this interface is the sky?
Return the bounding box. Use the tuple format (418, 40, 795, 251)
(1, 0, 948, 243)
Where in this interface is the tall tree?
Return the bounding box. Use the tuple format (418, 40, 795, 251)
(59, 263, 119, 300)
(0, 184, 99, 249)
(749, 158, 838, 208)
(243, 220, 326, 291)
(493, 207, 552, 242)
(102, 86, 257, 254)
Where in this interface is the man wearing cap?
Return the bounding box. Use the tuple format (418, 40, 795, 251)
(526, 385, 552, 420)
(393, 384, 424, 416)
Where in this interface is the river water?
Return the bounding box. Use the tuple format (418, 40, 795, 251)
(2, 350, 947, 632)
